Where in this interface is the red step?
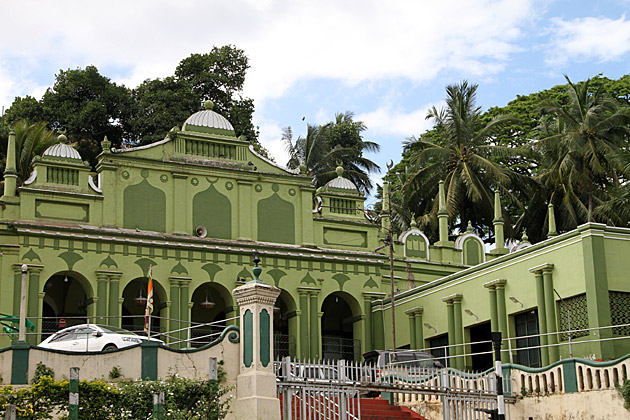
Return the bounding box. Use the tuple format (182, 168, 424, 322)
(280, 396, 427, 420)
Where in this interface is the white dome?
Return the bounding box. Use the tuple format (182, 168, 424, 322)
(325, 176, 357, 191)
(182, 110, 234, 133)
(43, 143, 82, 161)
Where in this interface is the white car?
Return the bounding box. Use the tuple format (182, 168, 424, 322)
(38, 324, 163, 352)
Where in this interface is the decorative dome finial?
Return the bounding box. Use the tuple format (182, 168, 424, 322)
(335, 160, 344, 177)
(204, 100, 214, 111)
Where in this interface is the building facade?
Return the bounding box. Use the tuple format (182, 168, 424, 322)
(1, 103, 628, 371)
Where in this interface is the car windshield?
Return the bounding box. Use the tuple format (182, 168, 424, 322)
(95, 325, 137, 335)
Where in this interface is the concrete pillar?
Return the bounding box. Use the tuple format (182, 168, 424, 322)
(492, 190, 508, 255)
(232, 263, 281, 420)
(542, 266, 559, 362)
(108, 274, 121, 328)
(436, 181, 452, 246)
(298, 289, 309, 358)
(26, 266, 43, 345)
(547, 204, 558, 237)
(373, 301, 385, 351)
(96, 273, 109, 322)
(309, 291, 320, 360)
(406, 309, 417, 349)
(179, 278, 191, 345)
(414, 308, 424, 350)
(444, 297, 455, 368)
(485, 284, 499, 333)
(362, 294, 374, 354)
(495, 279, 509, 363)
(169, 277, 180, 346)
(529, 266, 550, 366)
(453, 295, 464, 370)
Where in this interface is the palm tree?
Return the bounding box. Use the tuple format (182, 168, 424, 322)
(283, 112, 380, 193)
(534, 75, 630, 227)
(2, 120, 59, 190)
(402, 81, 530, 238)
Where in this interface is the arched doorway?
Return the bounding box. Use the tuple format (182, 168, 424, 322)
(273, 290, 297, 359)
(121, 277, 166, 337)
(190, 282, 233, 347)
(321, 292, 361, 361)
(42, 272, 93, 339)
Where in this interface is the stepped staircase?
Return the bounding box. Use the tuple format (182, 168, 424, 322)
(280, 396, 427, 420)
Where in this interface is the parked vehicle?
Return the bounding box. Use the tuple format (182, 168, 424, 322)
(363, 350, 442, 389)
(38, 324, 163, 352)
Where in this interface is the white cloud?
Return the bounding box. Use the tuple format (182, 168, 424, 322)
(0, 0, 537, 108)
(357, 104, 437, 138)
(546, 15, 630, 66)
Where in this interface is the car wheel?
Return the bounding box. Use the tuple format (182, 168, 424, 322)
(102, 344, 117, 352)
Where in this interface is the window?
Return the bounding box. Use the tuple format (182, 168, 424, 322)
(429, 334, 449, 368)
(515, 310, 541, 368)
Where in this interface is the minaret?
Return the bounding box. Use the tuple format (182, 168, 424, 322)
(1, 129, 18, 201)
(547, 203, 558, 238)
(491, 190, 508, 255)
(436, 181, 453, 246)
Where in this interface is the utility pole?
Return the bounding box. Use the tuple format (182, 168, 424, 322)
(386, 162, 396, 356)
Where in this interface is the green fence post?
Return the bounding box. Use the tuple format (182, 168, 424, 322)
(10, 341, 30, 385)
(562, 359, 578, 393)
(153, 392, 165, 419)
(69, 367, 79, 420)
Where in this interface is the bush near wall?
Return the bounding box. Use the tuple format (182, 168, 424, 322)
(0, 374, 230, 419)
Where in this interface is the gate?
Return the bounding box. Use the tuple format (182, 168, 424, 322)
(275, 357, 513, 420)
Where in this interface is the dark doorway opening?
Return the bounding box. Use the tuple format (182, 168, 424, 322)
(469, 322, 493, 372)
(515, 310, 541, 367)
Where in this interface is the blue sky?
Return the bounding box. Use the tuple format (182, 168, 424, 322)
(1, 0, 629, 204)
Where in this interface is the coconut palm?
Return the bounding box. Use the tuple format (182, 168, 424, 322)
(533, 75, 630, 226)
(283, 112, 380, 193)
(12, 120, 59, 185)
(402, 81, 531, 238)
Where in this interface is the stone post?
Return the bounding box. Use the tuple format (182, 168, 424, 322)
(547, 203, 558, 237)
(232, 256, 281, 420)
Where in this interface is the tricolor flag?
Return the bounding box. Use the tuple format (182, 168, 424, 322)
(144, 267, 154, 335)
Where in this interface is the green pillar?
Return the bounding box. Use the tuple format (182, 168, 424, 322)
(443, 297, 455, 368)
(373, 303, 385, 351)
(485, 283, 498, 333)
(180, 279, 191, 346)
(362, 294, 375, 353)
(309, 291, 319, 360)
(108, 275, 121, 328)
(581, 228, 614, 359)
(495, 280, 509, 363)
(169, 278, 180, 346)
(406, 309, 417, 349)
(96, 274, 108, 322)
(414, 309, 424, 350)
(453, 296, 464, 370)
(436, 181, 451, 246)
(542, 267, 559, 362)
(26, 268, 41, 345)
(530, 267, 549, 366)
(298, 290, 309, 358)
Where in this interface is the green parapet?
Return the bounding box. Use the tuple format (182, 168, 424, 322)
(11, 341, 30, 384)
(140, 340, 159, 381)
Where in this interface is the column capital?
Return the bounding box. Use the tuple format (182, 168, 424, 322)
(483, 278, 506, 289)
(362, 292, 386, 301)
(529, 263, 554, 274)
(405, 306, 423, 316)
(298, 287, 319, 295)
(14, 263, 44, 273)
(171, 172, 188, 179)
(170, 276, 192, 286)
(442, 293, 463, 304)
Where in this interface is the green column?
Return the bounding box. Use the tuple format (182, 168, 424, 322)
(485, 284, 498, 332)
(169, 278, 180, 346)
(26, 268, 41, 345)
(309, 291, 319, 360)
(581, 230, 614, 358)
(298, 290, 309, 358)
(444, 297, 455, 368)
(542, 267, 559, 362)
(453, 296, 464, 370)
(96, 274, 108, 322)
(362, 294, 374, 353)
(530, 267, 549, 366)
(373, 303, 385, 351)
(406, 309, 417, 349)
(495, 280, 509, 363)
(108, 275, 120, 327)
(414, 309, 424, 350)
(179, 279, 191, 346)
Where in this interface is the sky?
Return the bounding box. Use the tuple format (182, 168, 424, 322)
(1, 0, 629, 205)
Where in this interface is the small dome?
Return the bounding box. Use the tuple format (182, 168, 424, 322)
(325, 176, 358, 191)
(43, 143, 82, 161)
(182, 109, 235, 135)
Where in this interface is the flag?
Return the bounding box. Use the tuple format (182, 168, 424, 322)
(144, 267, 154, 334)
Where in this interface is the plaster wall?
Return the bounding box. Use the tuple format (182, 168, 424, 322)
(27, 346, 142, 382)
(512, 390, 628, 420)
(0, 349, 11, 384)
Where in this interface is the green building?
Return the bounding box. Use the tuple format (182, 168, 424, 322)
(1, 103, 628, 370)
